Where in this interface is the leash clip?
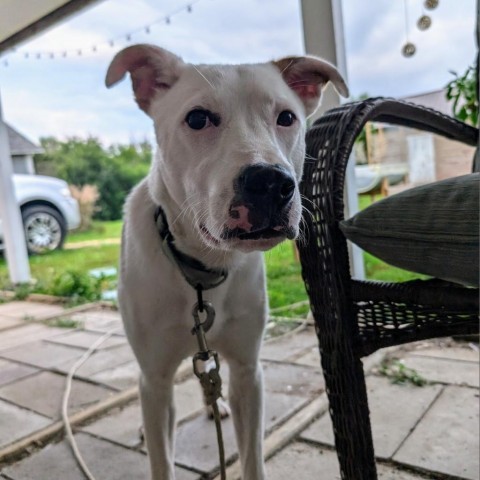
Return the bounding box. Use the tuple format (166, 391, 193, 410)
(191, 301, 215, 334)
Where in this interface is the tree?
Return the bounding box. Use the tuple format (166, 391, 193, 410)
(35, 137, 151, 221)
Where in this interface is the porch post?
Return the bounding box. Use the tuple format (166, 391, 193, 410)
(0, 89, 31, 283)
(300, 0, 365, 279)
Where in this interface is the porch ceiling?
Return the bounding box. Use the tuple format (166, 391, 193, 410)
(0, 0, 103, 55)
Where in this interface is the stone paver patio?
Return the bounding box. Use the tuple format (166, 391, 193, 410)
(0, 298, 478, 480)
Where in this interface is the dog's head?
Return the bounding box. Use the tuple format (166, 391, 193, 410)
(106, 45, 348, 253)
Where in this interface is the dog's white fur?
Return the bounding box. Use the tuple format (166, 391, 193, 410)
(106, 45, 347, 480)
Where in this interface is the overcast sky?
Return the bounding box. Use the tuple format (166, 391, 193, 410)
(0, 0, 476, 145)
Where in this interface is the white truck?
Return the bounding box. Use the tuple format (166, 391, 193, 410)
(0, 174, 80, 254)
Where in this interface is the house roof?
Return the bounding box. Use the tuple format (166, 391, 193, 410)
(400, 88, 452, 116)
(6, 124, 43, 155)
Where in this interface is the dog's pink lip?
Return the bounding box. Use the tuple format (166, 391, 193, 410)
(199, 224, 220, 245)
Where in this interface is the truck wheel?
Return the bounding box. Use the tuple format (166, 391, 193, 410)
(22, 205, 66, 254)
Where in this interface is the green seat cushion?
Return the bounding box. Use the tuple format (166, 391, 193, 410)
(340, 173, 479, 286)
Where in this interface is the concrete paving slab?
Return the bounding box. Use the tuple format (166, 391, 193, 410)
(0, 301, 65, 320)
(295, 345, 321, 368)
(301, 375, 442, 459)
(394, 385, 479, 479)
(0, 324, 71, 351)
(174, 405, 234, 472)
(70, 309, 124, 334)
(46, 329, 126, 350)
(54, 344, 135, 377)
(376, 464, 428, 480)
(266, 441, 341, 479)
(0, 371, 115, 419)
(82, 402, 143, 448)
(264, 390, 311, 430)
(0, 341, 84, 369)
(175, 377, 204, 422)
(401, 355, 479, 387)
(0, 359, 38, 387)
(0, 398, 51, 449)
(82, 378, 209, 451)
(89, 360, 140, 390)
(174, 390, 308, 473)
(263, 360, 323, 397)
(0, 315, 23, 331)
(411, 346, 479, 363)
(261, 327, 317, 362)
(207, 359, 323, 400)
(265, 442, 427, 479)
(2, 432, 199, 480)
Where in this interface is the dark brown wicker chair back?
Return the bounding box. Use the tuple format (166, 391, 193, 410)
(296, 97, 479, 479)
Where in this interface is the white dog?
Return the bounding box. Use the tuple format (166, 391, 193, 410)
(106, 44, 347, 480)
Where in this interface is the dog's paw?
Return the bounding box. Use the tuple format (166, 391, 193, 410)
(207, 397, 231, 420)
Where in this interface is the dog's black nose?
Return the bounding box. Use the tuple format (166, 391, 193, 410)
(237, 164, 295, 207)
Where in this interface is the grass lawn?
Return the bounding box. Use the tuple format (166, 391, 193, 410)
(265, 242, 308, 315)
(66, 220, 123, 244)
(0, 245, 120, 301)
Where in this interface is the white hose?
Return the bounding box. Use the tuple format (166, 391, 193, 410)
(62, 327, 120, 480)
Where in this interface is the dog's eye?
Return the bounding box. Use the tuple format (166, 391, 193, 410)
(186, 110, 209, 130)
(185, 109, 220, 130)
(277, 110, 296, 127)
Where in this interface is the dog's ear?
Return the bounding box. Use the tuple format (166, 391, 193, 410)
(105, 44, 185, 115)
(273, 56, 349, 117)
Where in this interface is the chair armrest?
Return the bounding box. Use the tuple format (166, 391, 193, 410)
(303, 97, 478, 223)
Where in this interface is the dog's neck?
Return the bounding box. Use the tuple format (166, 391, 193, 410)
(154, 206, 228, 291)
(148, 174, 248, 272)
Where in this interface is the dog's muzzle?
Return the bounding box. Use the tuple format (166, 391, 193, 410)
(222, 163, 296, 241)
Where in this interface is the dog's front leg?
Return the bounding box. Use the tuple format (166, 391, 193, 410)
(228, 358, 266, 480)
(140, 372, 176, 480)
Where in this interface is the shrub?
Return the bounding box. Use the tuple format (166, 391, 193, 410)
(445, 64, 478, 126)
(46, 270, 103, 305)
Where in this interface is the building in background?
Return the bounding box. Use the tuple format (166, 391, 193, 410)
(6, 124, 42, 175)
(356, 89, 475, 193)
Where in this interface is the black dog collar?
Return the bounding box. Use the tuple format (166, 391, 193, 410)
(154, 206, 228, 291)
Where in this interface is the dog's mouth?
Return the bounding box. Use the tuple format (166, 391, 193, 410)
(200, 223, 295, 245)
(200, 224, 221, 245)
(223, 226, 294, 241)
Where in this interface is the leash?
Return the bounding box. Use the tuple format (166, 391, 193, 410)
(191, 288, 227, 480)
(155, 207, 228, 479)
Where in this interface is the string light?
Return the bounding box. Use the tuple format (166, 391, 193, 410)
(2, 0, 205, 66)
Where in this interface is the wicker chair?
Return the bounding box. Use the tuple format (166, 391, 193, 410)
(296, 97, 479, 479)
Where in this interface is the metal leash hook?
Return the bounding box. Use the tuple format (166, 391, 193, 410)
(191, 297, 227, 480)
(191, 301, 215, 351)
